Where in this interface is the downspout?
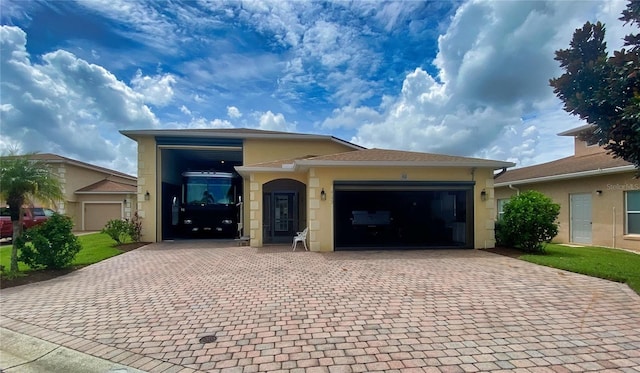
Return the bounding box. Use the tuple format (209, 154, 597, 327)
(612, 206, 616, 249)
(508, 184, 520, 195)
(494, 167, 507, 179)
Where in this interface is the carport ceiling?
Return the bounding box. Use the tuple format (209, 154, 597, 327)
(168, 149, 242, 169)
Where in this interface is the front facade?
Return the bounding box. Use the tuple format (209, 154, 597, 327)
(122, 128, 514, 251)
(495, 126, 639, 252)
(31, 154, 137, 231)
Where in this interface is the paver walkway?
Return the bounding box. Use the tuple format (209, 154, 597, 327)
(1, 242, 639, 373)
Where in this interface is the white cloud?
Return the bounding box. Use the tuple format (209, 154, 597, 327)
(327, 0, 628, 166)
(227, 106, 242, 118)
(321, 105, 382, 130)
(131, 69, 176, 106)
(0, 25, 158, 172)
(179, 117, 234, 129)
(257, 111, 295, 132)
(180, 105, 191, 116)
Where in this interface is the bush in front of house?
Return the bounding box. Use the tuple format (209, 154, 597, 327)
(101, 219, 130, 245)
(498, 190, 560, 253)
(17, 213, 82, 269)
(127, 212, 142, 242)
(494, 219, 514, 248)
(102, 213, 143, 245)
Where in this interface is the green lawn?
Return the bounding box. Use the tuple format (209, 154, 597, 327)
(0, 232, 124, 272)
(520, 244, 640, 294)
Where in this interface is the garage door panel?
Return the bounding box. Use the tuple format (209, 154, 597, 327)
(334, 184, 472, 250)
(85, 203, 122, 231)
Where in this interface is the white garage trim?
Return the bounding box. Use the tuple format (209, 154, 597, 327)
(81, 201, 124, 231)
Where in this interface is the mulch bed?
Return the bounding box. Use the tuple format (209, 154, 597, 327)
(480, 246, 525, 259)
(0, 242, 149, 290)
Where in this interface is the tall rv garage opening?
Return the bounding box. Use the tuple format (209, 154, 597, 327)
(158, 139, 243, 240)
(334, 181, 474, 250)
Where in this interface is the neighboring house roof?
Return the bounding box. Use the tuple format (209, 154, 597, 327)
(557, 124, 595, 137)
(495, 151, 634, 186)
(30, 153, 136, 180)
(237, 148, 515, 175)
(76, 179, 137, 194)
(120, 127, 365, 151)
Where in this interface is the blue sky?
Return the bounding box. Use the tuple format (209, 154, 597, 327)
(0, 0, 631, 176)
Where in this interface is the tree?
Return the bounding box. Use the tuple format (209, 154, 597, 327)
(550, 1, 640, 174)
(496, 191, 560, 253)
(0, 152, 63, 272)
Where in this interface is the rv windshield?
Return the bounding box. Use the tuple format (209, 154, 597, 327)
(185, 176, 234, 205)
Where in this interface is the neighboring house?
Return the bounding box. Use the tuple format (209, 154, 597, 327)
(121, 128, 514, 250)
(28, 154, 137, 231)
(495, 125, 639, 252)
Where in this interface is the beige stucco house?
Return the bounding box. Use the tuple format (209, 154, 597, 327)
(495, 125, 639, 252)
(30, 154, 137, 231)
(121, 128, 514, 251)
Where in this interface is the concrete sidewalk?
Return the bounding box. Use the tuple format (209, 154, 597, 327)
(0, 328, 144, 373)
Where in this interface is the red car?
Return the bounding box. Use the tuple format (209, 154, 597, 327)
(0, 207, 51, 239)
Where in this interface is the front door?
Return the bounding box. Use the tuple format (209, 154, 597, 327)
(570, 193, 592, 244)
(264, 192, 298, 243)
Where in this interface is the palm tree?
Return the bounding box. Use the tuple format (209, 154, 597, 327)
(0, 152, 63, 272)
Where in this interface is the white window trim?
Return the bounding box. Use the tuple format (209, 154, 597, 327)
(625, 191, 640, 235)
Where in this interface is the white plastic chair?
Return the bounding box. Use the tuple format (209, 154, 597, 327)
(292, 227, 309, 251)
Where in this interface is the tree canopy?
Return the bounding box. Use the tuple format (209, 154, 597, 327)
(0, 152, 63, 272)
(550, 0, 640, 174)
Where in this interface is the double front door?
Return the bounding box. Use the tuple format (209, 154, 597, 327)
(264, 192, 298, 243)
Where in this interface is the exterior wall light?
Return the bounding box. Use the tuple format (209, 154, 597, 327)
(320, 188, 326, 201)
(480, 189, 487, 201)
(596, 190, 603, 195)
(144, 191, 150, 201)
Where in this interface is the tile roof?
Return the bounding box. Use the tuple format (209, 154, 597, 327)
(241, 148, 513, 170)
(75, 179, 137, 194)
(304, 148, 501, 163)
(495, 151, 633, 184)
(29, 153, 136, 180)
(243, 155, 318, 169)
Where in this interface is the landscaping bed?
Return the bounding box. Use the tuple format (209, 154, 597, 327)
(1, 234, 149, 289)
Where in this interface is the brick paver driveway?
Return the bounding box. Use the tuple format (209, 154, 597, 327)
(1, 242, 639, 373)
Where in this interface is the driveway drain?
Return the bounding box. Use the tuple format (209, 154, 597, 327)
(199, 335, 217, 344)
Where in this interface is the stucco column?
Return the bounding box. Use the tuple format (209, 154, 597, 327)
(307, 169, 323, 251)
(248, 173, 262, 246)
(136, 138, 157, 242)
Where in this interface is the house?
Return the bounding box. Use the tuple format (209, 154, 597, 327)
(495, 125, 639, 252)
(29, 154, 137, 231)
(121, 128, 514, 251)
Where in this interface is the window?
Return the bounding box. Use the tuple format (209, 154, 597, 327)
(626, 191, 640, 234)
(585, 138, 598, 147)
(497, 199, 509, 220)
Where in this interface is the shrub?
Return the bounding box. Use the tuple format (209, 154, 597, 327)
(17, 213, 82, 269)
(494, 219, 514, 247)
(102, 212, 143, 244)
(101, 219, 130, 245)
(128, 212, 142, 242)
(500, 190, 560, 253)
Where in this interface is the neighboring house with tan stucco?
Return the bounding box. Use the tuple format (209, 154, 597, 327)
(29, 154, 137, 231)
(495, 125, 639, 252)
(121, 128, 514, 251)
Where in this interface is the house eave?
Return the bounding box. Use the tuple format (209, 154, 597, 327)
(75, 191, 133, 195)
(234, 166, 297, 177)
(120, 129, 364, 150)
(296, 160, 515, 169)
(495, 165, 636, 187)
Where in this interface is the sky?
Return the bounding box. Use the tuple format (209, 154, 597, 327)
(0, 0, 633, 176)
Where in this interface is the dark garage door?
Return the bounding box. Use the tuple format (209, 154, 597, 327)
(334, 182, 474, 249)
